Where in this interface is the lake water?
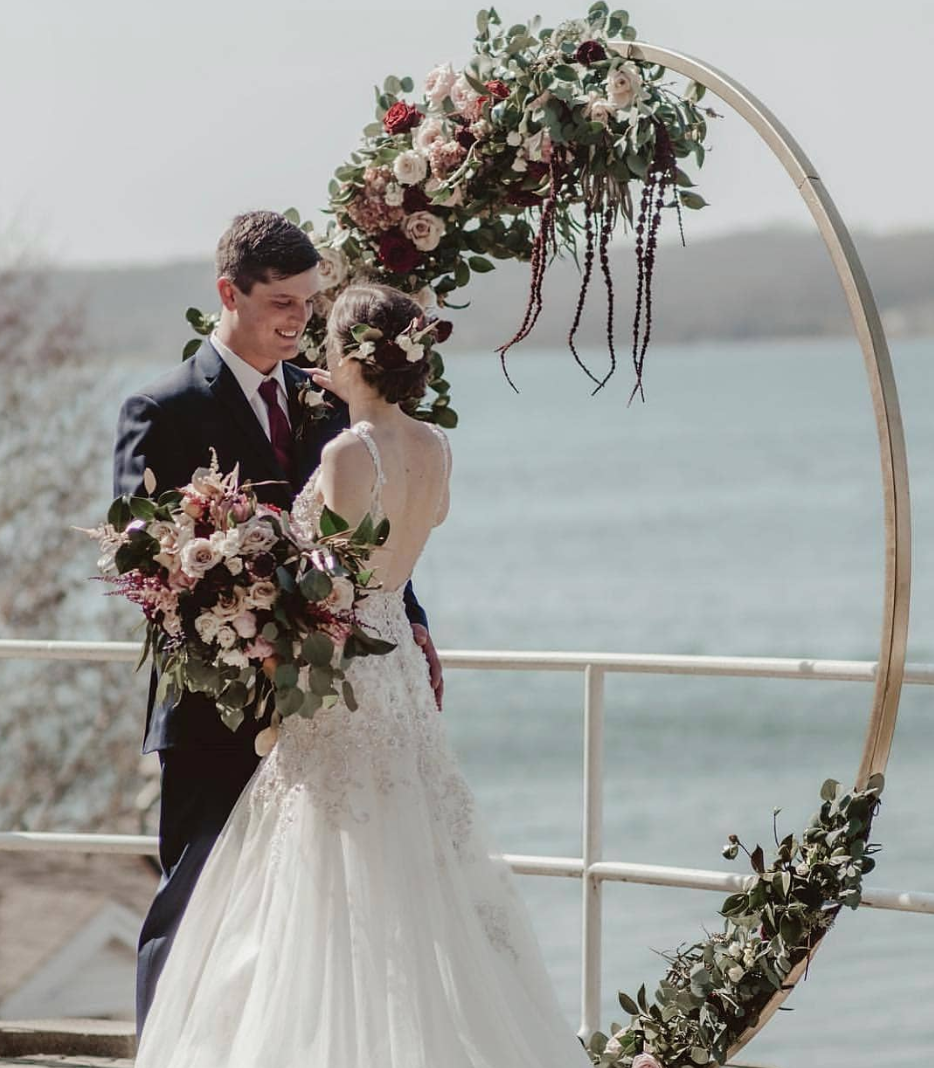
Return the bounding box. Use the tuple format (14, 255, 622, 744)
(410, 336, 934, 1068)
(42, 336, 934, 1065)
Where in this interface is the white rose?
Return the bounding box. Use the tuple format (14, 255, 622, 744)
(219, 647, 250, 669)
(148, 521, 175, 546)
(607, 62, 642, 109)
(195, 611, 222, 643)
(247, 580, 278, 610)
(506, 130, 523, 147)
(584, 92, 616, 126)
(383, 182, 405, 207)
(232, 611, 258, 639)
(324, 576, 356, 613)
(402, 210, 446, 252)
(414, 116, 445, 156)
(316, 245, 349, 291)
(423, 62, 458, 109)
(238, 518, 279, 555)
(511, 156, 528, 173)
(216, 625, 237, 650)
(727, 964, 745, 984)
(392, 149, 428, 186)
(397, 335, 425, 363)
(302, 387, 326, 409)
(450, 74, 481, 118)
(226, 556, 244, 576)
(212, 586, 248, 621)
(179, 538, 223, 579)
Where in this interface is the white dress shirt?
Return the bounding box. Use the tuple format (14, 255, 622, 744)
(211, 332, 291, 440)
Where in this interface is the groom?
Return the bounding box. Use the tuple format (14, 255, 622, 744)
(113, 210, 442, 1034)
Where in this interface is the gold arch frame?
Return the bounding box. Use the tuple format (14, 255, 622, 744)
(607, 40, 912, 1057)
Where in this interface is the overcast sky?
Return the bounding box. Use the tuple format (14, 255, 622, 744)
(2, 0, 931, 265)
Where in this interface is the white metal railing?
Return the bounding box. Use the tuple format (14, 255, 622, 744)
(2, 639, 933, 1043)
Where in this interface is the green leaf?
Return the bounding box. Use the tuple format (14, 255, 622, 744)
(468, 255, 495, 273)
(283, 207, 301, 225)
(342, 680, 358, 711)
(618, 991, 640, 1016)
(182, 338, 202, 360)
(820, 778, 841, 802)
(185, 306, 205, 328)
(454, 259, 470, 287)
(679, 190, 708, 210)
(302, 632, 334, 668)
(262, 622, 279, 641)
(463, 69, 490, 96)
(400, 76, 414, 93)
(690, 1048, 710, 1065)
(276, 687, 304, 717)
(309, 666, 334, 696)
(128, 496, 157, 519)
(319, 506, 350, 537)
(383, 74, 402, 95)
(275, 663, 299, 689)
(107, 496, 132, 529)
(299, 568, 333, 602)
(552, 64, 579, 82)
(363, 121, 384, 138)
(434, 406, 459, 429)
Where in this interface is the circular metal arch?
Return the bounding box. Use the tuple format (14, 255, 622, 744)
(607, 40, 912, 1058)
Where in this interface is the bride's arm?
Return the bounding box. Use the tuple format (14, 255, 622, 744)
(316, 433, 377, 527)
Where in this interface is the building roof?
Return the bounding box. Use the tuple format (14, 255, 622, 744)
(0, 852, 157, 1003)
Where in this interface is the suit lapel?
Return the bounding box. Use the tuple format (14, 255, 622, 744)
(283, 362, 351, 490)
(196, 341, 291, 490)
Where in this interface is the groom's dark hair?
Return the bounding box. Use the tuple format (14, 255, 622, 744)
(216, 210, 320, 293)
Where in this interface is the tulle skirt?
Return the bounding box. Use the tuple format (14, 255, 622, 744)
(135, 591, 590, 1068)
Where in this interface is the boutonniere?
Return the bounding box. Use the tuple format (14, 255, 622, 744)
(295, 377, 334, 440)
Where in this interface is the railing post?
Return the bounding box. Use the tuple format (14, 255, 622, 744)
(579, 664, 605, 1040)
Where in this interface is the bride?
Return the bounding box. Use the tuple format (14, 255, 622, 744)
(134, 283, 592, 1068)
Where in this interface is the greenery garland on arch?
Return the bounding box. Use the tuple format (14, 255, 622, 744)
(588, 776, 884, 1067)
(186, 3, 716, 421)
(182, 13, 889, 1061)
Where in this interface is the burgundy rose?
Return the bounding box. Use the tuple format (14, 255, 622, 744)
(525, 161, 549, 182)
(383, 101, 423, 136)
(575, 40, 607, 66)
(378, 229, 421, 274)
(248, 552, 276, 580)
(484, 79, 510, 100)
(455, 127, 476, 150)
(433, 319, 453, 343)
(402, 184, 431, 213)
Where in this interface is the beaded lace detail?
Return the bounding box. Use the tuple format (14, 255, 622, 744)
(251, 423, 517, 957)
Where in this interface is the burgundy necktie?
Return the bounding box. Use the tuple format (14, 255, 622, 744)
(258, 378, 293, 476)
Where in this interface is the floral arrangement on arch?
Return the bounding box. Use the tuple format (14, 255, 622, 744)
(186, 3, 715, 422)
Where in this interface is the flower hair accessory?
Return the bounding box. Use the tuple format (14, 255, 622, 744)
(346, 315, 452, 371)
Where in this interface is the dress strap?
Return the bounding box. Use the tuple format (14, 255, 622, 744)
(425, 424, 450, 521)
(347, 421, 385, 514)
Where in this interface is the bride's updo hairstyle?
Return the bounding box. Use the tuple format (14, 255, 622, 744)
(327, 284, 442, 405)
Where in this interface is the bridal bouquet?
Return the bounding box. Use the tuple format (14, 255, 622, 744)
(84, 454, 394, 738)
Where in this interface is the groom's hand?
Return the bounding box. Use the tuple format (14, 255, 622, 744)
(411, 624, 443, 711)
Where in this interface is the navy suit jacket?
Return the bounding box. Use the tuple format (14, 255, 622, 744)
(113, 340, 427, 754)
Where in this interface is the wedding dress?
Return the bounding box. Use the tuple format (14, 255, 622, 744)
(135, 421, 591, 1068)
